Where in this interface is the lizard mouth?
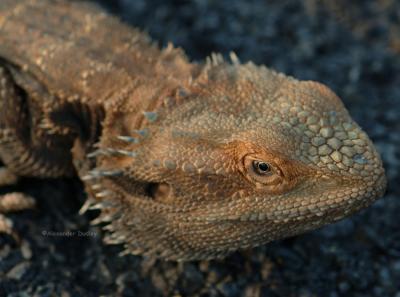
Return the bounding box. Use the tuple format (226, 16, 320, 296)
(295, 171, 387, 226)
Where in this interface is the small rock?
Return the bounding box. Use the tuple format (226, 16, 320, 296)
(6, 261, 30, 280)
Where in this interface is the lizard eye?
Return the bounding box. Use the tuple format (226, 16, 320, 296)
(243, 156, 282, 186)
(252, 161, 271, 175)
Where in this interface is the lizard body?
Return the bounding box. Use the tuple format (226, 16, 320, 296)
(0, 0, 386, 260)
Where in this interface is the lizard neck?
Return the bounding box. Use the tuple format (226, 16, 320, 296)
(73, 46, 203, 178)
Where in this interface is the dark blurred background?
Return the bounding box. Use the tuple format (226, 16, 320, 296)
(1, 0, 399, 296)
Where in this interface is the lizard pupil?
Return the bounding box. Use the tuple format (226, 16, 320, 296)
(253, 161, 271, 174)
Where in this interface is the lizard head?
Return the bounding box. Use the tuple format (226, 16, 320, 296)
(88, 61, 386, 260)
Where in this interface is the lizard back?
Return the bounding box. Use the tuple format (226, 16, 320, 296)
(0, 0, 195, 106)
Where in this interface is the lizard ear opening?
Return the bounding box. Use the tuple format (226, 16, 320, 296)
(145, 182, 171, 202)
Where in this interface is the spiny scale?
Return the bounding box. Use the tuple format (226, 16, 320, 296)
(82, 169, 123, 180)
(143, 111, 158, 122)
(117, 135, 140, 143)
(87, 148, 137, 158)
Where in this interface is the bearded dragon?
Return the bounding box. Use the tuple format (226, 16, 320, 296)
(0, 0, 386, 261)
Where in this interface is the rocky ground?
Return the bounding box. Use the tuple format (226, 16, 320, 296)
(0, 0, 399, 296)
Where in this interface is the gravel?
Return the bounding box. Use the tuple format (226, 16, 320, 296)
(1, 0, 399, 296)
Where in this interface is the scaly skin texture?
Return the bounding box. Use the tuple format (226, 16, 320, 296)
(0, 0, 386, 260)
